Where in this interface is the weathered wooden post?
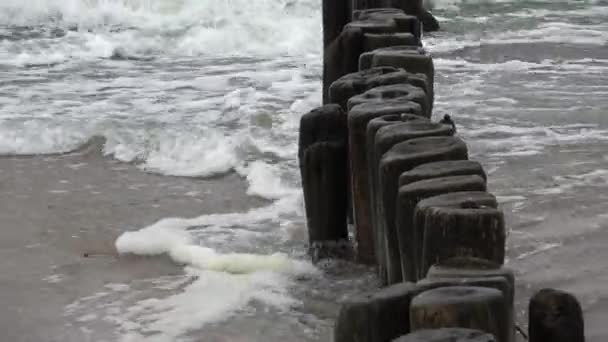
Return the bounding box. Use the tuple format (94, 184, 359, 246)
(322, 0, 352, 104)
(298, 104, 349, 260)
(348, 100, 424, 264)
(394, 328, 497, 342)
(380, 0, 440, 33)
(396, 175, 487, 282)
(374, 122, 456, 284)
(359, 46, 435, 112)
(416, 198, 506, 280)
(330, 67, 411, 225)
(410, 286, 510, 342)
(348, 83, 430, 118)
(353, 7, 421, 41)
(366, 114, 428, 279)
(424, 257, 516, 342)
(400, 160, 487, 185)
(364, 32, 419, 51)
(395, 161, 488, 282)
(529, 288, 585, 342)
(329, 67, 428, 247)
(334, 282, 420, 342)
(379, 135, 468, 284)
(325, 8, 423, 103)
(330, 67, 427, 114)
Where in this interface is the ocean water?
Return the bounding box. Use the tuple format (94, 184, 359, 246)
(2, 0, 608, 340)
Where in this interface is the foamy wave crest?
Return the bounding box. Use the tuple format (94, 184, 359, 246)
(101, 128, 251, 177)
(0, 0, 321, 61)
(237, 161, 300, 200)
(0, 120, 91, 155)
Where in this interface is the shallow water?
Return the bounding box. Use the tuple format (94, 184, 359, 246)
(1, 0, 607, 340)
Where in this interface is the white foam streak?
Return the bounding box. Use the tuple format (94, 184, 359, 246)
(110, 197, 315, 338)
(0, 120, 90, 155)
(0, 0, 322, 62)
(114, 269, 299, 342)
(239, 161, 299, 200)
(141, 133, 241, 177)
(115, 197, 313, 275)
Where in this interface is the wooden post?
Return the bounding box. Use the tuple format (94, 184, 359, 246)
(396, 175, 487, 282)
(298, 105, 349, 260)
(410, 286, 509, 342)
(325, 8, 414, 103)
(329, 67, 405, 112)
(329, 67, 431, 257)
(379, 135, 468, 284)
(426, 258, 516, 342)
(399, 160, 487, 186)
(394, 328, 497, 342)
(417, 200, 506, 280)
(367, 114, 428, 282)
(322, 0, 352, 104)
(349, 100, 424, 264)
(348, 83, 430, 118)
(359, 46, 435, 112)
(364, 32, 419, 52)
(335, 282, 420, 342)
(529, 288, 585, 342)
(374, 125, 456, 284)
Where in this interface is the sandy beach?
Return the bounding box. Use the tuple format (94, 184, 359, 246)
(0, 140, 268, 341)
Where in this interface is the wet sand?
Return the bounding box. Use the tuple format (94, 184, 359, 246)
(0, 141, 267, 342)
(1, 138, 606, 342)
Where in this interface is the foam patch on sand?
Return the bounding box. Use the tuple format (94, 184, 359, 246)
(115, 207, 315, 275)
(116, 225, 315, 275)
(93, 202, 318, 340)
(64, 269, 304, 342)
(113, 269, 300, 342)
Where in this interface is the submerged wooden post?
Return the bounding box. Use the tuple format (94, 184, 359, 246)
(360, 46, 435, 112)
(367, 114, 428, 280)
(322, 0, 352, 104)
(396, 175, 487, 282)
(348, 83, 431, 118)
(413, 192, 498, 276)
(329, 67, 428, 115)
(298, 105, 349, 260)
(399, 160, 488, 185)
(325, 8, 417, 104)
(379, 135, 467, 284)
(396, 161, 489, 282)
(329, 67, 431, 256)
(417, 198, 506, 279)
(348, 100, 423, 264)
(334, 282, 420, 342)
(425, 257, 516, 342)
(374, 125, 457, 284)
(410, 286, 509, 342)
(394, 328, 497, 342)
(529, 288, 585, 342)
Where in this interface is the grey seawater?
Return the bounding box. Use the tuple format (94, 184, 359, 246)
(428, 1, 608, 340)
(1, 0, 607, 341)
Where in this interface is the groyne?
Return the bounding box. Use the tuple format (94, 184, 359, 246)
(299, 2, 585, 341)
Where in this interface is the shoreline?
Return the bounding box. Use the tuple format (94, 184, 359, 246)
(0, 144, 268, 341)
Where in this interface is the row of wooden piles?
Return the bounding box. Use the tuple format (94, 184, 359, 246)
(297, 1, 586, 342)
